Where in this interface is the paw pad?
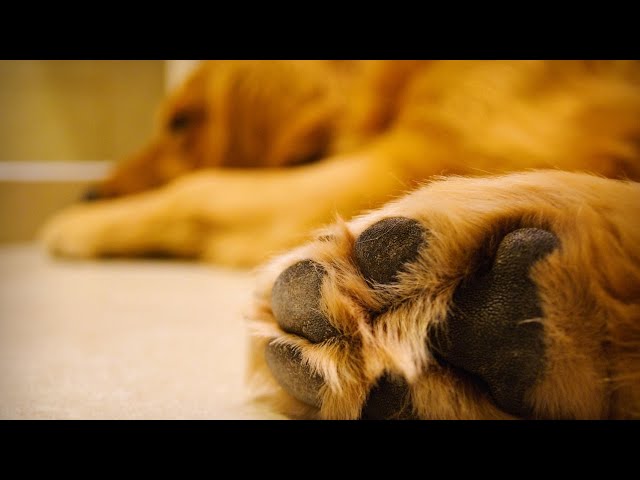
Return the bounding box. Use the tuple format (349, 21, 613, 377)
(271, 259, 340, 343)
(265, 341, 324, 408)
(354, 217, 426, 285)
(361, 373, 414, 420)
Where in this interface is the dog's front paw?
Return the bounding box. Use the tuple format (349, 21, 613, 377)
(40, 188, 194, 260)
(40, 204, 112, 259)
(249, 171, 636, 419)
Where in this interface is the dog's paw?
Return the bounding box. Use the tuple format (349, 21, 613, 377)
(40, 186, 204, 260)
(249, 171, 638, 419)
(40, 195, 168, 259)
(40, 204, 112, 258)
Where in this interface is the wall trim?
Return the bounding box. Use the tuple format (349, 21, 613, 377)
(0, 161, 113, 182)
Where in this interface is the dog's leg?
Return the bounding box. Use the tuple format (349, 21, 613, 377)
(249, 170, 640, 419)
(42, 138, 442, 267)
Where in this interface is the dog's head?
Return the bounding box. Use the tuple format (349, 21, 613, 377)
(84, 60, 346, 200)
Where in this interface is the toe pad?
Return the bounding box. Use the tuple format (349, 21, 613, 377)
(271, 260, 340, 343)
(354, 217, 427, 285)
(265, 341, 324, 408)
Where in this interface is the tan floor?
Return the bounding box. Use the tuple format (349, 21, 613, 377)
(0, 244, 284, 419)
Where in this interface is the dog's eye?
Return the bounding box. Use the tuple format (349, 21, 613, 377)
(168, 111, 192, 133)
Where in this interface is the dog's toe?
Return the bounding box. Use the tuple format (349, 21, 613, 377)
(354, 217, 427, 285)
(264, 341, 324, 408)
(271, 259, 340, 343)
(362, 373, 415, 420)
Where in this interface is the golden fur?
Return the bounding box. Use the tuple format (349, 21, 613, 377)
(40, 60, 640, 418)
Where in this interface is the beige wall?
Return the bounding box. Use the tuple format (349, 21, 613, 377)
(0, 60, 166, 162)
(0, 60, 167, 243)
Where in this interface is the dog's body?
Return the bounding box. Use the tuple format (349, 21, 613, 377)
(42, 60, 640, 418)
(43, 60, 640, 266)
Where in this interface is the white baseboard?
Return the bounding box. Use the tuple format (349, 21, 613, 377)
(0, 161, 113, 182)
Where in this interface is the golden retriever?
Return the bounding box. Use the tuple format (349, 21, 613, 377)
(42, 60, 640, 419)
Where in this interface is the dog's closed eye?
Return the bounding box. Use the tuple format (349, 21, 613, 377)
(168, 111, 193, 132)
(168, 108, 204, 133)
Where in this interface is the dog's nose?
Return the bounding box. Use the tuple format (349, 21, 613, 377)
(80, 186, 103, 202)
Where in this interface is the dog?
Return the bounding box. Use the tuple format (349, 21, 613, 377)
(42, 60, 640, 418)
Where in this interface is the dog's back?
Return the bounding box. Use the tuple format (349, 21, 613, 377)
(333, 60, 640, 179)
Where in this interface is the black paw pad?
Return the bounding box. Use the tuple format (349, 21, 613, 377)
(265, 341, 324, 408)
(361, 373, 415, 419)
(354, 217, 427, 285)
(430, 228, 559, 417)
(271, 260, 340, 343)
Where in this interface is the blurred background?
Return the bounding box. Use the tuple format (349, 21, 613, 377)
(0, 60, 201, 244)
